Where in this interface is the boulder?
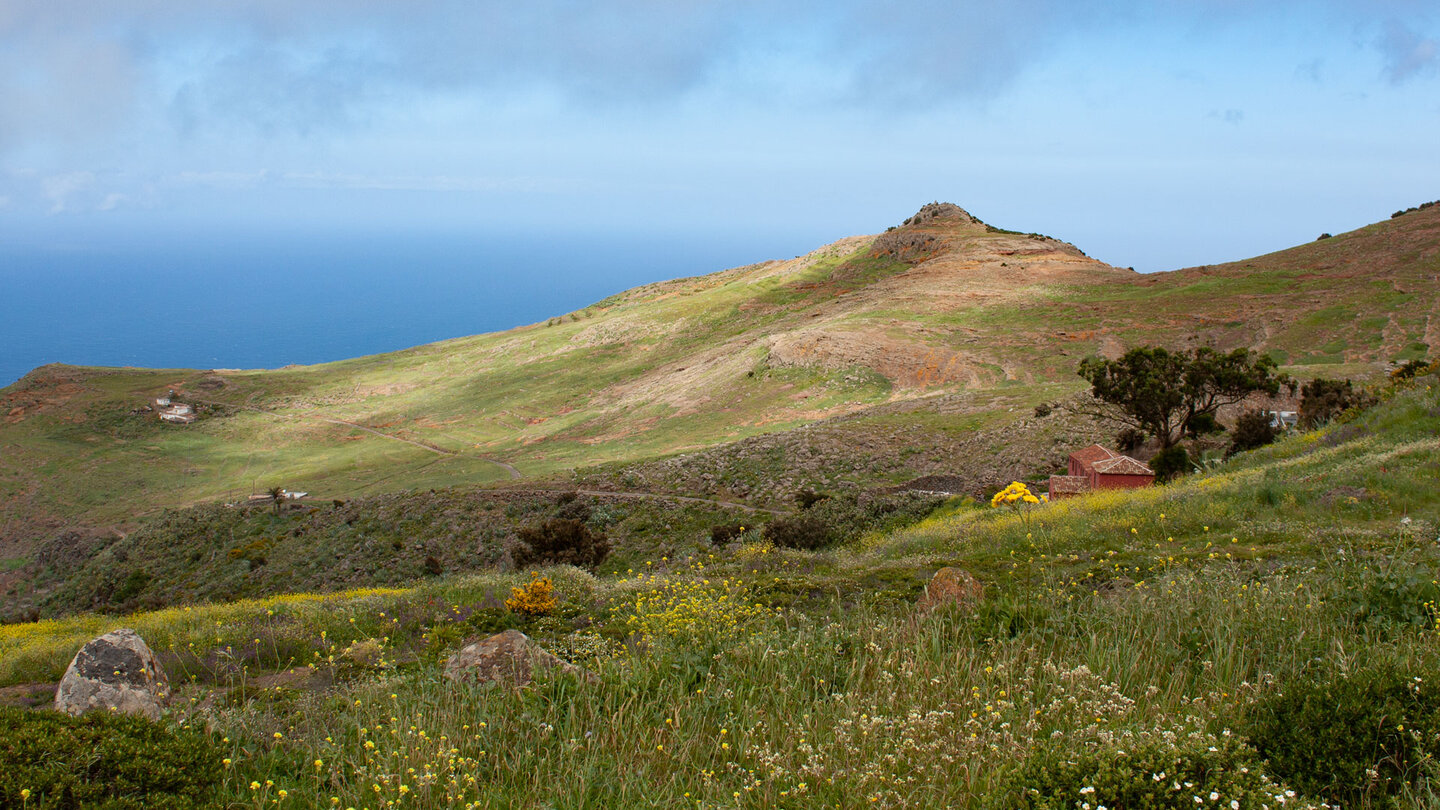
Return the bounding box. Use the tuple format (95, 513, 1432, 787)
(443, 629, 590, 686)
(55, 629, 169, 720)
(916, 567, 984, 612)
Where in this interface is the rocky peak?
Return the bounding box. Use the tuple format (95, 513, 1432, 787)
(901, 202, 979, 227)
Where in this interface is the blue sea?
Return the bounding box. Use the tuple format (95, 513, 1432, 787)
(1, 224, 814, 387)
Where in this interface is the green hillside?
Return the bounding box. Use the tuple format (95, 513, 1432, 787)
(3, 368, 1437, 808)
(1, 202, 1436, 610)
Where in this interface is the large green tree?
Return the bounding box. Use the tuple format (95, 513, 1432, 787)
(1078, 346, 1285, 449)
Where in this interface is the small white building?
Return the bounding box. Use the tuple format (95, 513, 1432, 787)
(1268, 410, 1299, 430)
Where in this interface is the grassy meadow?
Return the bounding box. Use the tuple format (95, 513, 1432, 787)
(4, 372, 1440, 808)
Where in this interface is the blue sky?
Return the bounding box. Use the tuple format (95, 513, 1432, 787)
(1, 1, 1437, 272)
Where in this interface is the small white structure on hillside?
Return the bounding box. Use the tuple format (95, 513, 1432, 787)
(1268, 410, 1299, 430)
(157, 401, 196, 424)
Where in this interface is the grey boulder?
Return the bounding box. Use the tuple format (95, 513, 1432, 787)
(54, 628, 170, 720)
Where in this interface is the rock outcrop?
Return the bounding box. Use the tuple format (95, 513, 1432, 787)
(54, 628, 169, 720)
(443, 629, 591, 686)
(916, 567, 984, 612)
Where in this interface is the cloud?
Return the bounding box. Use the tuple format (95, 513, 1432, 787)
(1375, 19, 1439, 84)
(0, 0, 1145, 154)
(41, 171, 97, 213)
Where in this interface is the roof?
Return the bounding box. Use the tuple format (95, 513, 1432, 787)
(1047, 475, 1090, 493)
(1091, 455, 1155, 476)
(1069, 444, 1118, 473)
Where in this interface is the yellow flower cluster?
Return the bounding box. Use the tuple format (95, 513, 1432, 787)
(504, 576, 557, 617)
(621, 572, 770, 640)
(990, 481, 1039, 507)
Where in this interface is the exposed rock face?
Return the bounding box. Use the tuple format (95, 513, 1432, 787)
(917, 567, 984, 612)
(55, 629, 169, 720)
(443, 629, 591, 686)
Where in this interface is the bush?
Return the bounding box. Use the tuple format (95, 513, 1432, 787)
(514, 518, 610, 570)
(1245, 662, 1440, 807)
(764, 515, 835, 550)
(991, 733, 1313, 810)
(1299, 377, 1375, 428)
(1150, 445, 1191, 482)
(1033, 402, 1053, 417)
(0, 707, 223, 808)
(1392, 359, 1433, 381)
(793, 489, 831, 510)
(1227, 409, 1280, 457)
(505, 576, 557, 617)
(709, 523, 748, 546)
(553, 491, 593, 522)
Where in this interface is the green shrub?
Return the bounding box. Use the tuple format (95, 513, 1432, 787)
(764, 514, 834, 550)
(1299, 377, 1375, 428)
(1227, 409, 1280, 457)
(1391, 359, 1433, 381)
(709, 522, 746, 545)
(514, 518, 611, 570)
(1150, 446, 1191, 482)
(793, 489, 832, 510)
(991, 733, 1311, 810)
(0, 707, 223, 808)
(1244, 662, 1440, 807)
(1333, 566, 1440, 629)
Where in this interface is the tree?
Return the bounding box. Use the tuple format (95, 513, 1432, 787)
(267, 486, 285, 516)
(1078, 346, 1285, 449)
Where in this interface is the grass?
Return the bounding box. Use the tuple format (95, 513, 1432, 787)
(5, 373, 1440, 808)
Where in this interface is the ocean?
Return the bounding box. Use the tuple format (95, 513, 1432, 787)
(0, 226, 810, 387)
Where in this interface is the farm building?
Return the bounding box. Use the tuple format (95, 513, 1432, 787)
(1049, 444, 1155, 499)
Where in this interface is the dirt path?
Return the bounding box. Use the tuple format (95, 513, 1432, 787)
(486, 458, 522, 479)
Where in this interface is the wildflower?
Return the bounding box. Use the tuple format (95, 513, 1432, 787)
(505, 576, 558, 617)
(250, 782, 261, 791)
(20, 789, 31, 801)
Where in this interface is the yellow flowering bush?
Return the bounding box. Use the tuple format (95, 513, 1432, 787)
(620, 572, 770, 641)
(504, 576, 557, 617)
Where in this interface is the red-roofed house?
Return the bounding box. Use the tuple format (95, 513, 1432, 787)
(1049, 444, 1156, 499)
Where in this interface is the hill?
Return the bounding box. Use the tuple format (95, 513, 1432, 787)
(3, 366, 1438, 808)
(1, 201, 1436, 610)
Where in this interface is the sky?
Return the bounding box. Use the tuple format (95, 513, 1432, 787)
(1, 0, 1437, 272)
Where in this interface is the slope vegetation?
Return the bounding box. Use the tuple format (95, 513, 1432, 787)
(0, 203, 1434, 553)
(3, 369, 1438, 808)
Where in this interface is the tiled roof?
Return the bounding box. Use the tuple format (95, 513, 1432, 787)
(1091, 455, 1155, 476)
(1048, 475, 1090, 493)
(1069, 444, 1118, 473)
